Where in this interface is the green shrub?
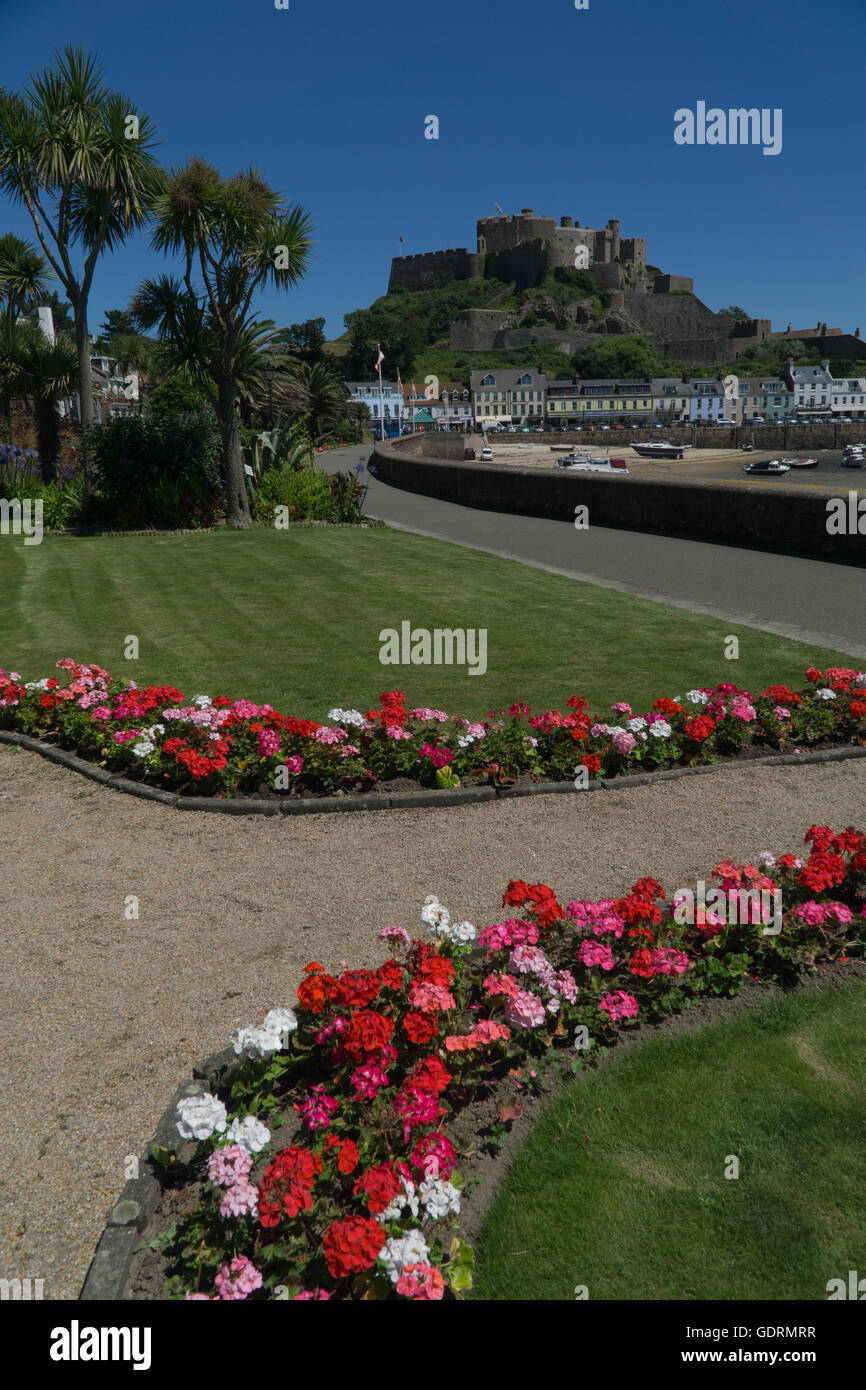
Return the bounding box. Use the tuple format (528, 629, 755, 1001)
(84, 409, 222, 527)
(148, 377, 209, 418)
(253, 466, 368, 524)
(254, 466, 334, 522)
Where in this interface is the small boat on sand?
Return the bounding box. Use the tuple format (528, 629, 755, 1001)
(743, 460, 790, 475)
(631, 441, 691, 459)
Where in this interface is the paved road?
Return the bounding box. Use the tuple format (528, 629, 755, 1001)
(323, 445, 866, 661)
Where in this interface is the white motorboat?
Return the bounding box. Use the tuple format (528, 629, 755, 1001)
(631, 441, 692, 459)
(743, 459, 790, 475)
(559, 452, 628, 473)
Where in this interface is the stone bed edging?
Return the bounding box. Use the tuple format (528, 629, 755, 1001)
(2, 727, 866, 815)
(79, 1044, 238, 1300)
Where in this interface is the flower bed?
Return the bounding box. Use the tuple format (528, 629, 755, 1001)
(1, 660, 865, 801)
(129, 824, 866, 1300)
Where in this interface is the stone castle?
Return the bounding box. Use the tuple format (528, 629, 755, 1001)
(388, 208, 773, 367)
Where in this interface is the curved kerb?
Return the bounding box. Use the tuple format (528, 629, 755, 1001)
(2, 727, 866, 815)
(3, 728, 866, 815)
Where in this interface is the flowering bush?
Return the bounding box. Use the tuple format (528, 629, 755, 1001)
(145, 824, 866, 1300)
(3, 662, 864, 801)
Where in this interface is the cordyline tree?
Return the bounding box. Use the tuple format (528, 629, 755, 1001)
(0, 47, 161, 442)
(135, 158, 313, 527)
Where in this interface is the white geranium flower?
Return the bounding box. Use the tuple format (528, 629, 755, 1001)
(421, 897, 451, 936)
(627, 717, 647, 732)
(328, 707, 365, 727)
(381, 1231, 430, 1283)
(176, 1094, 227, 1142)
(649, 720, 672, 739)
(193, 695, 212, 708)
(419, 1179, 461, 1222)
(132, 740, 155, 757)
(230, 1025, 282, 1060)
(686, 690, 709, 704)
(814, 688, 836, 701)
(450, 920, 476, 945)
(377, 1177, 420, 1224)
(225, 1115, 271, 1154)
(262, 1008, 298, 1046)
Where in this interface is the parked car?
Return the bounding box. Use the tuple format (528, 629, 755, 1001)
(480, 446, 494, 460)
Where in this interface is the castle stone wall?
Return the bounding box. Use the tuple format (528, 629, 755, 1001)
(388, 248, 479, 293)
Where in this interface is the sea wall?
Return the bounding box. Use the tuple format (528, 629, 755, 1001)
(374, 439, 865, 566)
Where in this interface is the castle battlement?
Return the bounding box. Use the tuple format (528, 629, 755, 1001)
(386, 205, 780, 366)
(389, 207, 647, 295)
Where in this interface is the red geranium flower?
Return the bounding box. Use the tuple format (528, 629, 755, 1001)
(343, 1009, 395, 1061)
(631, 877, 665, 900)
(629, 948, 655, 979)
(322, 1216, 385, 1279)
(354, 1163, 402, 1215)
(408, 1055, 451, 1094)
(323, 1134, 359, 1175)
(378, 959, 405, 991)
(297, 970, 340, 1015)
(683, 715, 715, 743)
(258, 1146, 321, 1227)
(337, 968, 381, 1010)
(413, 954, 455, 988)
(403, 1010, 439, 1045)
(652, 697, 683, 714)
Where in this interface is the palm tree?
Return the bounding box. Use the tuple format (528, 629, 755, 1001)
(0, 233, 54, 324)
(348, 397, 372, 442)
(140, 158, 313, 526)
(0, 47, 161, 441)
(0, 320, 77, 478)
(106, 330, 158, 415)
(277, 359, 348, 439)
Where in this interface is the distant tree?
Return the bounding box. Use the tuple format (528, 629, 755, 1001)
(275, 316, 326, 363)
(97, 307, 136, 344)
(106, 330, 158, 413)
(573, 335, 657, 380)
(719, 305, 750, 320)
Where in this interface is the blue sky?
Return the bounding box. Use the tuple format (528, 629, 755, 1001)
(1, 0, 863, 343)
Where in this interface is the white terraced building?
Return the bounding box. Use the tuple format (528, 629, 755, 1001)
(784, 360, 866, 419)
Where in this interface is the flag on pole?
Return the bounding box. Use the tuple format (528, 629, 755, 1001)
(375, 347, 385, 374)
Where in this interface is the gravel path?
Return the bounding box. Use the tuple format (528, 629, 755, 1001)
(1, 744, 865, 1300)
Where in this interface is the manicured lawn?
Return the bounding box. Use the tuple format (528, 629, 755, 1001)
(473, 981, 866, 1300)
(0, 527, 856, 718)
